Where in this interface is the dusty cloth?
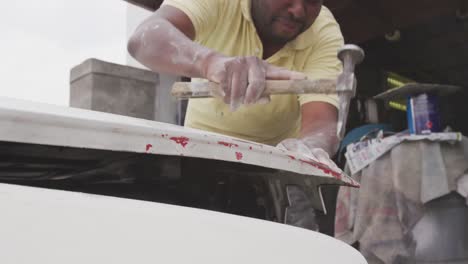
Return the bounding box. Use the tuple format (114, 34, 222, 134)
(162, 0, 344, 145)
(335, 137, 468, 263)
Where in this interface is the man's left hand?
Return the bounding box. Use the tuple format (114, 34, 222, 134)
(277, 138, 342, 173)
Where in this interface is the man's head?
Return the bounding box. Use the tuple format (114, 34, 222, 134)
(251, 0, 323, 44)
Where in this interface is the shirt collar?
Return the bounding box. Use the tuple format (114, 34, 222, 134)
(241, 0, 320, 51)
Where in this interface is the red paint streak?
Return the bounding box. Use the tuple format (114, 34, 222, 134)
(287, 155, 296, 160)
(170, 137, 190, 148)
(218, 141, 239, 148)
(235, 152, 243, 160)
(146, 144, 153, 152)
(299, 159, 342, 180)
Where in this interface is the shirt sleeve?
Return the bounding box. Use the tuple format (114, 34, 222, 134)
(161, 0, 221, 42)
(298, 8, 344, 108)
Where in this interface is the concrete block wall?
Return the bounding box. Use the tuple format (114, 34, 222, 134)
(70, 58, 158, 120)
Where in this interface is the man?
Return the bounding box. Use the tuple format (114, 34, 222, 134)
(127, 0, 345, 165)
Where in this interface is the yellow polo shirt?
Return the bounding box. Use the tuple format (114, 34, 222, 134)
(162, 0, 344, 145)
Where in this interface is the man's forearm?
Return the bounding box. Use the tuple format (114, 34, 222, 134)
(300, 121, 339, 157)
(299, 102, 340, 157)
(127, 18, 215, 79)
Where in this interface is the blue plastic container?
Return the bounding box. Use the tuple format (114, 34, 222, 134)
(407, 93, 441, 134)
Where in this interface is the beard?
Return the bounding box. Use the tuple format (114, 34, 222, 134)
(251, 0, 307, 45)
(270, 16, 306, 42)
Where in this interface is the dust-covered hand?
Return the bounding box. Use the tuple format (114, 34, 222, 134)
(202, 53, 307, 111)
(277, 138, 342, 173)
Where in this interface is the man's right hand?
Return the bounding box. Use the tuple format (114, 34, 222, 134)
(202, 53, 307, 111)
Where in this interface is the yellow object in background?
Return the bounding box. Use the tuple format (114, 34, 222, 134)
(388, 101, 407, 111)
(386, 72, 414, 112)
